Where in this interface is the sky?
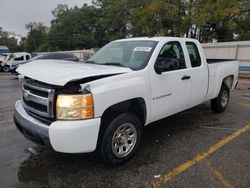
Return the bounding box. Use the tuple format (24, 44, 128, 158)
(0, 0, 92, 36)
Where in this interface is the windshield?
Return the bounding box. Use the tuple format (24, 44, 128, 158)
(88, 40, 158, 70)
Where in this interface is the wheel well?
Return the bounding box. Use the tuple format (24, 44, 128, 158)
(96, 98, 146, 148)
(222, 75, 234, 90)
(101, 98, 146, 127)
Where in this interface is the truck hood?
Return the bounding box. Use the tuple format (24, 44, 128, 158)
(17, 60, 132, 86)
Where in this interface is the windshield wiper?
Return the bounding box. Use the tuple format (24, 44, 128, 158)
(85, 61, 124, 67)
(102, 62, 124, 67)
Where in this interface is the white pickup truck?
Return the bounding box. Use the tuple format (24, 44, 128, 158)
(14, 37, 239, 165)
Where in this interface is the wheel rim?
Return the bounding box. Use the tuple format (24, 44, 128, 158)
(3, 67, 9, 72)
(111, 122, 137, 158)
(221, 90, 229, 108)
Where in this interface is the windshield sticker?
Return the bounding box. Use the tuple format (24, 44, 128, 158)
(133, 47, 152, 52)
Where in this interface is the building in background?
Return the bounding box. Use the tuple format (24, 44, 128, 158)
(202, 41, 250, 76)
(0, 46, 9, 53)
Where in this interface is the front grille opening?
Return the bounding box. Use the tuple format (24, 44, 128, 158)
(23, 84, 48, 98)
(22, 81, 55, 118)
(23, 98, 47, 113)
(26, 110, 54, 125)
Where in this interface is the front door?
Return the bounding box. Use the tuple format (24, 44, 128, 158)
(149, 41, 192, 122)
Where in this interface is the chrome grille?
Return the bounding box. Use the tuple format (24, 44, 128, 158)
(22, 81, 55, 118)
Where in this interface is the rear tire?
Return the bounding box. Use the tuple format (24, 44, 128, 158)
(100, 113, 142, 166)
(211, 84, 229, 113)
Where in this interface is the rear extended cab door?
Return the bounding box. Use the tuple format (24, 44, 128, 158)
(183, 40, 209, 108)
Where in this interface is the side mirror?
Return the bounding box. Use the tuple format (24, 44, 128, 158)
(154, 62, 164, 74)
(154, 58, 180, 74)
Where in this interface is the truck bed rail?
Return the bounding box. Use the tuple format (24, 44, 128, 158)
(206, 59, 236, 64)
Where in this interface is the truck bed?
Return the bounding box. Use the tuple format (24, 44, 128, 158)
(205, 59, 239, 102)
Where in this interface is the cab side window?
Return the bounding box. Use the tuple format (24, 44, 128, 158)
(155, 41, 186, 73)
(186, 42, 201, 67)
(14, 56, 24, 61)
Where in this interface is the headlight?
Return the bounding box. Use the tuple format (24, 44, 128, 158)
(56, 94, 94, 120)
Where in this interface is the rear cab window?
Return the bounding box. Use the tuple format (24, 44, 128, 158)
(186, 42, 201, 67)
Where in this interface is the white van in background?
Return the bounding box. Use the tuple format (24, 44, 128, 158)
(1, 52, 31, 72)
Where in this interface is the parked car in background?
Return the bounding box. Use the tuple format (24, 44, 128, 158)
(1, 52, 31, 72)
(10, 52, 79, 74)
(36, 52, 79, 62)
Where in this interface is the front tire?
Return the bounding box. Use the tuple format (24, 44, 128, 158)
(3, 65, 10, 72)
(211, 84, 229, 113)
(100, 113, 142, 166)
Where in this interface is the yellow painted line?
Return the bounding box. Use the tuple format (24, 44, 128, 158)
(205, 160, 234, 188)
(237, 103, 250, 108)
(0, 119, 13, 126)
(151, 124, 250, 188)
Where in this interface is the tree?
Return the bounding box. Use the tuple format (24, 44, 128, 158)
(24, 22, 48, 52)
(96, 0, 133, 39)
(131, 0, 166, 36)
(0, 27, 21, 52)
(48, 4, 105, 50)
(235, 0, 250, 40)
(20, 0, 249, 52)
(52, 4, 69, 17)
(194, 0, 239, 42)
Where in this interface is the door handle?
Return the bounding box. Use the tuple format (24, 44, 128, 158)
(181, 75, 191, 80)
